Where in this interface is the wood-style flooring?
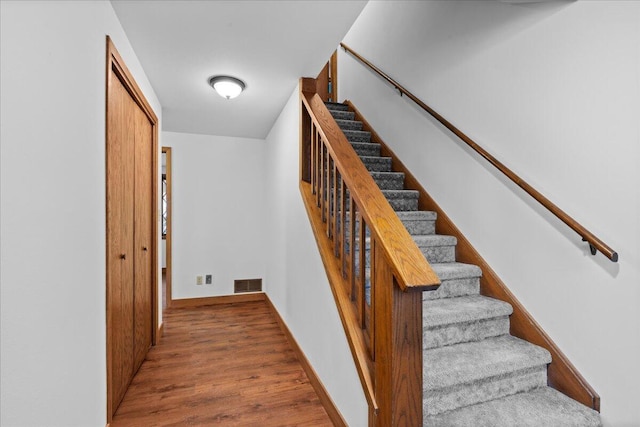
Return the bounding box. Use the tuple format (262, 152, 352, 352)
(111, 301, 333, 426)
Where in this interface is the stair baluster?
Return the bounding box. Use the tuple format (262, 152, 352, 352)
(300, 77, 440, 426)
(299, 74, 603, 426)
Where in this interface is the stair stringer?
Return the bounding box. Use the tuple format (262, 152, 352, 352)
(344, 99, 601, 412)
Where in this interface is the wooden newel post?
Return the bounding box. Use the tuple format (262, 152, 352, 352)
(373, 240, 424, 427)
(299, 78, 317, 183)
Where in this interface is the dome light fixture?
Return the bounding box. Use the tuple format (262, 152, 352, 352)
(208, 75, 246, 100)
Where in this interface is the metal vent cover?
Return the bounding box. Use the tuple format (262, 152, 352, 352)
(234, 278, 262, 293)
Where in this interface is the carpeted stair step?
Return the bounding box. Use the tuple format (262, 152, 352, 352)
(352, 234, 455, 267)
(339, 189, 418, 214)
(343, 129, 372, 143)
(423, 335, 552, 416)
(423, 295, 512, 349)
(335, 118, 363, 131)
(325, 102, 349, 111)
(354, 236, 448, 269)
(382, 189, 419, 211)
(424, 386, 602, 427)
(344, 210, 436, 239)
(370, 171, 405, 190)
(328, 109, 355, 121)
(425, 263, 482, 300)
(412, 235, 457, 263)
(360, 155, 392, 172)
(327, 99, 601, 427)
(396, 211, 436, 235)
(351, 141, 381, 157)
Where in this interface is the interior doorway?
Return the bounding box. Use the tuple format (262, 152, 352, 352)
(162, 147, 172, 310)
(316, 50, 338, 102)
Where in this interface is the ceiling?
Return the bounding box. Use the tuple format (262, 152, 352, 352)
(110, 0, 367, 139)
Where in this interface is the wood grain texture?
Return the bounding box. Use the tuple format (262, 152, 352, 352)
(340, 42, 617, 263)
(316, 61, 330, 102)
(299, 87, 312, 184)
(300, 181, 378, 414)
(330, 51, 338, 103)
(170, 293, 266, 308)
(358, 212, 367, 333)
(133, 101, 153, 373)
(300, 77, 317, 94)
(345, 100, 601, 411)
(373, 246, 423, 427)
(299, 85, 437, 425)
(110, 301, 333, 427)
(265, 295, 347, 427)
(301, 90, 439, 292)
(107, 66, 136, 415)
(106, 36, 159, 422)
(314, 51, 338, 102)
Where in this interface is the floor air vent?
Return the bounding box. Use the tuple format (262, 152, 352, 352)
(234, 278, 262, 293)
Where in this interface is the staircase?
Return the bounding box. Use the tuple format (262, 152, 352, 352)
(325, 101, 602, 427)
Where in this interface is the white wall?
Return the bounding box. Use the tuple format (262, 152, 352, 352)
(161, 132, 267, 299)
(264, 85, 368, 426)
(340, 1, 640, 425)
(162, 239, 167, 269)
(0, 1, 162, 426)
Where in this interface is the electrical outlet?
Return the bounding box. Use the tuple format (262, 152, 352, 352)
(205, 274, 212, 285)
(196, 275, 203, 286)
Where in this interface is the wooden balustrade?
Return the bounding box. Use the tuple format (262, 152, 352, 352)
(299, 77, 439, 426)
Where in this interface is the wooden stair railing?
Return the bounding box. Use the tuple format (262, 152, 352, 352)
(340, 42, 618, 263)
(341, 98, 601, 412)
(299, 77, 440, 426)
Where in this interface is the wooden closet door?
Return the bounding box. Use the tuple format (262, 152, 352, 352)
(106, 36, 158, 422)
(133, 102, 153, 371)
(106, 70, 136, 409)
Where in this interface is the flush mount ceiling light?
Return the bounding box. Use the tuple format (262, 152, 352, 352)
(208, 75, 246, 100)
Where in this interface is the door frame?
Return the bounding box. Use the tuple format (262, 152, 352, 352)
(105, 35, 159, 423)
(162, 146, 173, 309)
(315, 50, 338, 102)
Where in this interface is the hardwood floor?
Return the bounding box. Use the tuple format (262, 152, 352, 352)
(111, 300, 333, 426)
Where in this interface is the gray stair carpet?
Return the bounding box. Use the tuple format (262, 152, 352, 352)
(324, 102, 602, 426)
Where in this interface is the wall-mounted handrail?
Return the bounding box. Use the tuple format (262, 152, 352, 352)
(340, 42, 618, 262)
